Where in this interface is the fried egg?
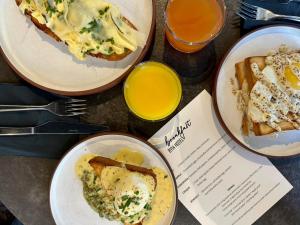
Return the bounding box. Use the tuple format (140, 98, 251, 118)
(247, 46, 300, 131)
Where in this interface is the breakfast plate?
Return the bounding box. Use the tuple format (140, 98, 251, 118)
(0, 0, 155, 96)
(213, 25, 300, 157)
(50, 133, 178, 225)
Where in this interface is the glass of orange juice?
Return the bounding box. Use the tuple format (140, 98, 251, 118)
(124, 62, 182, 121)
(165, 0, 226, 53)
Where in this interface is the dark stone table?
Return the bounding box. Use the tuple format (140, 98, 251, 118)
(0, 0, 300, 225)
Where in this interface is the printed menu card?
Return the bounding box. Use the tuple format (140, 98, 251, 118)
(148, 90, 292, 225)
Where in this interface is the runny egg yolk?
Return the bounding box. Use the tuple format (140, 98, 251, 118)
(285, 63, 300, 90)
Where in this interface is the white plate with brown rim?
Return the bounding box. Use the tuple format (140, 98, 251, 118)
(50, 133, 178, 225)
(213, 25, 300, 158)
(0, 0, 155, 96)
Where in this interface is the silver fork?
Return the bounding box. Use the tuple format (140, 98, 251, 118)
(0, 98, 87, 116)
(260, 0, 300, 4)
(237, 0, 300, 22)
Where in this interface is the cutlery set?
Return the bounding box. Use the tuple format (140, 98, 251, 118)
(0, 98, 109, 136)
(236, 0, 300, 22)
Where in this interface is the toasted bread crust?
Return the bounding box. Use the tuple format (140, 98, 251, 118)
(89, 156, 157, 186)
(235, 56, 297, 136)
(16, 0, 136, 61)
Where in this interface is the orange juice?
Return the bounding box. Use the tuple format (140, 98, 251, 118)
(165, 0, 225, 53)
(124, 62, 182, 121)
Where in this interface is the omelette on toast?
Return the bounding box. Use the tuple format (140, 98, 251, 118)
(16, 0, 139, 61)
(234, 45, 300, 136)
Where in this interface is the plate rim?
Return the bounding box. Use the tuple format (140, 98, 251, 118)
(212, 24, 300, 158)
(0, 0, 156, 96)
(49, 132, 179, 225)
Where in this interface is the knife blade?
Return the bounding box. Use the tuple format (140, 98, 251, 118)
(0, 121, 109, 136)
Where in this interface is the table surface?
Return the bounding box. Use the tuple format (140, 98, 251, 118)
(1, 0, 300, 225)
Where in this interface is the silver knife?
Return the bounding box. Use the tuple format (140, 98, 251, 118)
(0, 121, 109, 136)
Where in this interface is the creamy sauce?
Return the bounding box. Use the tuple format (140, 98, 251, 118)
(19, 0, 138, 60)
(113, 148, 144, 165)
(76, 149, 174, 225)
(143, 168, 173, 225)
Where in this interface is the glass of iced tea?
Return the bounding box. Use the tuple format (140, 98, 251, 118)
(165, 0, 226, 53)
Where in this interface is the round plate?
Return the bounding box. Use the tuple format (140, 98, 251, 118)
(0, 0, 155, 96)
(213, 25, 300, 158)
(50, 133, 178, 225)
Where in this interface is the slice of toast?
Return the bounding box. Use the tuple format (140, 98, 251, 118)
(16, 0, 136, 61)
(235, 56, 297, 136)
(88, 156, 157, 225)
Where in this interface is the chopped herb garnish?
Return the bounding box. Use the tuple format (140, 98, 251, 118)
(26, 0, 30, 3)
(121, 197, 133, 212)
(124, 211, 128, 215)
(134, 190, 139, 195)
(108, 47, 113, 54)
(99, 6, 110, 16)
(164, 175, 168, 179)
(121, 195, 129, 201)
(106, 38, 115, 44)
(144, 203, 152, 210)
(80, 19, 98, 34)
(54, 0, 62, 4)
(84, 48, 95, 55)
(46, 4, 57, 17)
(121, 218, 125, 223)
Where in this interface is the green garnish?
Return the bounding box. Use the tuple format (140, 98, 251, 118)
(99, 6, 110, 16)
(107, 47, 113, 54)
(54, 0, 62, 4)
(134, 191, 139, 195)
(80, 19, 98, 34)
(84, 48, 95, 55)
(46, 4, 57, 17)
(144, 203, 152, 210)
(121, 195, 129, 201)
(106, 38, 115, 44)
(123, 198, 132, 212)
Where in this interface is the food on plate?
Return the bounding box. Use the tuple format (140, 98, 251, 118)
(76, 148, 174, 225)
(16, 0, 140, 61)
(233, 45, 300, 136)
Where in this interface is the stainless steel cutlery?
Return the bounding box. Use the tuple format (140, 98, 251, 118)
(0, 98, 87, 116)
(237, 1, 300, 22)
(0, 121, 109, 136)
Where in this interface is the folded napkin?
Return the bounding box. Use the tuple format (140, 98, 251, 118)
(242, 0, 300, 31)
(0, 83, 80, 159)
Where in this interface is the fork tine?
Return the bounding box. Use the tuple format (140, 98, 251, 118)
(66, 108, 87, 112)
(236, 12, 248, 20)
(238, 0, 258, 10)
(67, 98, 87, 103)
(65, 103, 87, 108)
(66, 112, 86, 116)
(237, 9, 257, 20)
(239, 3, 257, 15)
